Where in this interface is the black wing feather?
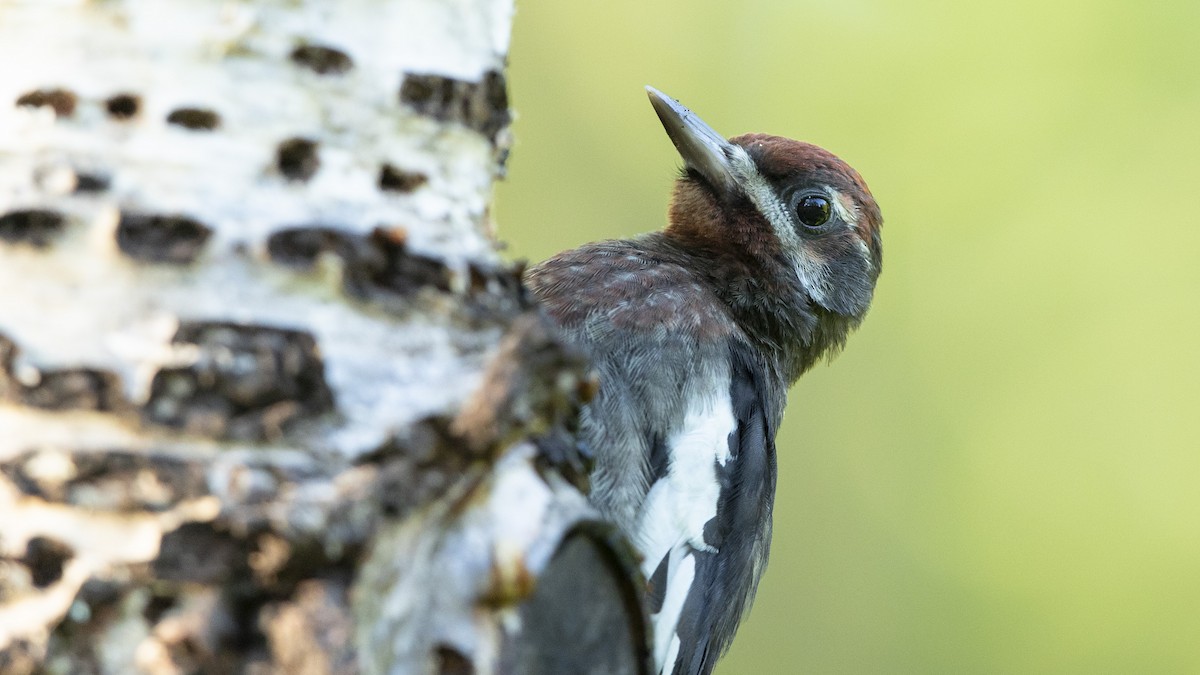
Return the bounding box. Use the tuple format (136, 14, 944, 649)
(669, 342, 778, 675)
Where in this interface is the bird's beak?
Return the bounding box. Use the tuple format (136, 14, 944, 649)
(646, 86, 739, 196)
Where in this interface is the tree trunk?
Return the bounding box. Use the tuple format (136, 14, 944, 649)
(0, 1, 650, 673)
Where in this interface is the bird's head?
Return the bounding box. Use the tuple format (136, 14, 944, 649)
(648, 86, 882, 371)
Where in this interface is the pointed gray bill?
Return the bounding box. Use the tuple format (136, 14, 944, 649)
(645, 86, 739, 196)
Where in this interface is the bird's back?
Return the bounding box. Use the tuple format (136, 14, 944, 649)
(528, 235, 732, 521)
(527, 235, 781, 674)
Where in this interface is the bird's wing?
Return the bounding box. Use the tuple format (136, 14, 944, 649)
(526, 239, 742, 529)
(640, 343, 777, 675)
(528, 240, 778, 674)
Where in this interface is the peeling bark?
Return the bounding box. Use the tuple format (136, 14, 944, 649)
(0, 1, 651, 673)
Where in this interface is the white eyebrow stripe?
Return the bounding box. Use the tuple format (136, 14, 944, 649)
(830, 188, 877, 272)
(830, 188, 858, 227)
(727, 145, 831, 306)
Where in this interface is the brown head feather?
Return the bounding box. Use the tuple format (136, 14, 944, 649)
(733, 133, 883, 254)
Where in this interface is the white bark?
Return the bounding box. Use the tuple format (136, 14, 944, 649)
(0, 1, 649, 673)
(0, 0, 512, 454)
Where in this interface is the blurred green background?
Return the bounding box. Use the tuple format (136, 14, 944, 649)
(494, 0, 1200, 672)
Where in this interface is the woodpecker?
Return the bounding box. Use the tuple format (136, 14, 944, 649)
(526, 87, 883, 675)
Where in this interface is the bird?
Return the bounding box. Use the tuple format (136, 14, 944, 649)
(525, 86, 883, 675)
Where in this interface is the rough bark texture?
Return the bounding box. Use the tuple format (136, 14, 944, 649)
(0, 1, 651, 673)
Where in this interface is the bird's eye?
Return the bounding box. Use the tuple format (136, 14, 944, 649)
(795, 195, 831, 229)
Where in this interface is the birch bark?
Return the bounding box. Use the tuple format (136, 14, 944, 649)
(0, 2, 649, 672)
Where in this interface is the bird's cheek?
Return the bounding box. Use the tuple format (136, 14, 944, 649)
(790, 237, 874, 315)
(796, 251, 831, 293)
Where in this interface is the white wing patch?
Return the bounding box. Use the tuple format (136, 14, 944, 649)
(657, 549, 694, 670)
(635, 389, 737, 671)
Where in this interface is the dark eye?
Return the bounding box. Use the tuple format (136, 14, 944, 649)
(795, 195, 831, 229)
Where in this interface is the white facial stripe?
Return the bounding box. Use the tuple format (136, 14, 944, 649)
(727, 146, 832, 305)
(832, 187, 874, 270)
(831, 188, 858, 227)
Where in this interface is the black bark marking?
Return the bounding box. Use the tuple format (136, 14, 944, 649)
(378, 163, 428, 193)
(16, 88, 77, 117)
(349, 227, 452, 296)
(144, 322, 334, 441)
(166, 107, 221, 131)
(266, 225, 452, 299)
(153, 523, 246, 584)
(399, 70, 510, 142)
(0, 209, 66, 248)
(20, 536, 74, 588)
(276, 137, 320, 181)
(264, 224, 537, 322)
(0, 339, 120, 412)
(116, 212, 212, 264)
(266, 226, 355, 268)
(78, 578, 124, 611)
(364, 416, 474, 519)
(73, 172, 110, 193)
(105, 93, 140, 119)
(290, 44, 353, 75)
(0, 449, 210, 511)
(20, 368, 124, 412)
(142, 592, 177, 624)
